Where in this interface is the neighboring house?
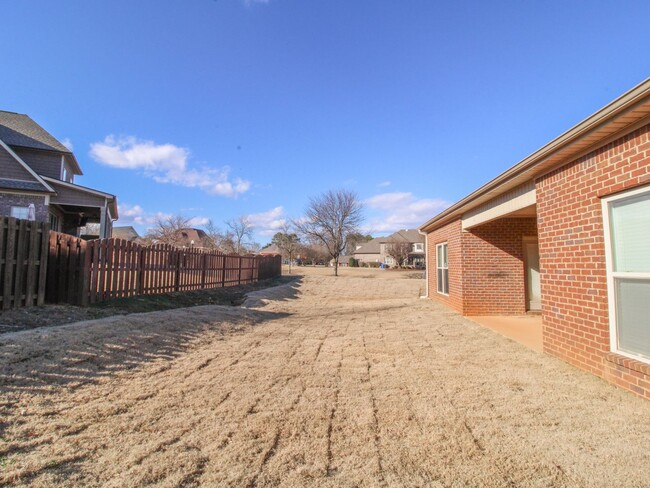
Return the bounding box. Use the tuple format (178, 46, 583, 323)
(384, 229, 426, 267)
(0, 110, 118, 238)
(419, 78, 650, 400)
(176, 228, 208, 248)
(353, 237, 382, 264)
(259, 244, 282, 256)
(112, 226, 140, 242)
(354, 230, 425, 266)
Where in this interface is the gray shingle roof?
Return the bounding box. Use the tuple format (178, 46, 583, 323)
(0, 110, 82, 175)
(354, 237, 382, 254)
(0, 178, 50, 192)
(259, 244, 282, 255)
(388, 229, 425, 243)
(0, 111, 71, 153)
(112, 226, 140, 240)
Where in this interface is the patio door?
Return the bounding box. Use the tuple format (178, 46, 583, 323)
(524, 237, 541, 311)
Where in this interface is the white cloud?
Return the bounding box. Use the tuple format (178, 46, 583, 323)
(188, 216, 210, 227)
(117, 203, 171, 227)
(378, 180, 391, 188)
(364, 192, 450, 233)
(117, 203, 210, 231)
(246, 206, 286, 237)
(61, 138, 74, 151)
(90, 135, 251, 198)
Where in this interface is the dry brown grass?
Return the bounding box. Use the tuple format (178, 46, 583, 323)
(1, 268, 649, 487)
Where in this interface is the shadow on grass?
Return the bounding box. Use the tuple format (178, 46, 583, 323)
(0, 275, 302, 334)
(0, 278, 304, 401)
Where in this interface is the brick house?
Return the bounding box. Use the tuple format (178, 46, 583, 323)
(419, 79, 650, 399)
(354, 229, 425, 267)
(0, 110, 118, 238)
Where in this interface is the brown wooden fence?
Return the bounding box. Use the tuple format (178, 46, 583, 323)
(45, 234, 282, 306)
(0, 217, 50, 309)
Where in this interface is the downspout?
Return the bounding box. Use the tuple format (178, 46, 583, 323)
(418, 229, 428, 298)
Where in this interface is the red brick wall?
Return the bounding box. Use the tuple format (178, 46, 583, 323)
(427, 219, 464, 313)
(537, 123, 650, 399)
(426, 217, 537, 315)
(462, 218, 538, 315)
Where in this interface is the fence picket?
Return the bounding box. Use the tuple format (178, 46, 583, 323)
(0, 218, 50, 308)
(24, 220, 39, 306)
(1, 219, 282, 308)
(2, 218, 16, 310)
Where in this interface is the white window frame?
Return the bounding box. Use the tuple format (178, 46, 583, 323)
(413, 242, 424, 252)
(10, 206, 29, 219)
(436, 242, 449, 295)
(49, 212, 60, 232)
(602, 184, 650, 364)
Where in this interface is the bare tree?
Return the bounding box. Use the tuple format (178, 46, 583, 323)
(385, 237, 411, 268)
(203, 219, 236, 252)
(225, 216, 254, 255)
(294, 189, 364, 276)
(202, 219, 221, 250)
(271, 222, 300, 274)
(144, 215, 192, 247)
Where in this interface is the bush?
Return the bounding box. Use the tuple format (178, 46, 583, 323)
(349, 257, 359, 267)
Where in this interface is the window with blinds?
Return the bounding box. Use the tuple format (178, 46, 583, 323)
(603, 186, 650, 362)
(436, 243, 449, 295)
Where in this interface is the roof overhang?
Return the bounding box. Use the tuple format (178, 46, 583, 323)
(420, 77, 650, 233)
(64, 152, 83, 176)
(42, 176, 118, 219)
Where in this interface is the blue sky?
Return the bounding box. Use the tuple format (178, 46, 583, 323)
(2, 1, 650, 244)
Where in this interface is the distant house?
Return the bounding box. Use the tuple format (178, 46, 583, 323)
(419, 78, 650, 400)
(112, 226, 140, 242)
(0, 110, 118, 238)
(353, 237, 382, 264)
(175, 228, 208, 248)
(259, 244, 282, 256)
(354, 229, 425, 267)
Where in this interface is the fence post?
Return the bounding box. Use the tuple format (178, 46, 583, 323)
(136, 246, 144, 296)
(37, 223, 50, 306)
(12, 219, 27, 308)
(80, 240, 91, 306)
(238, 256, 243, 285)
(2, 218, 16, 310)
(175, 249, 181, 292)
(200, 252, 207, 289)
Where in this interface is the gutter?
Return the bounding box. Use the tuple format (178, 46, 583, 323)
(418, 228, 429, 298)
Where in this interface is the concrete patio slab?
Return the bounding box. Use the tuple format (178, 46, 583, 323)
(468, 314, 544, 352)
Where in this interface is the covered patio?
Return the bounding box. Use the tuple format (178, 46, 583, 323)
(43, 176, 118, 239)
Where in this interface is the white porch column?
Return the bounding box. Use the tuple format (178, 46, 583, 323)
(99, 205, 107, 238)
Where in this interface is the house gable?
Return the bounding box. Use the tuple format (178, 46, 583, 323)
(0, 143, 39, 182)
(0, 110, 82, 175)
(0, 139, 54, 194)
